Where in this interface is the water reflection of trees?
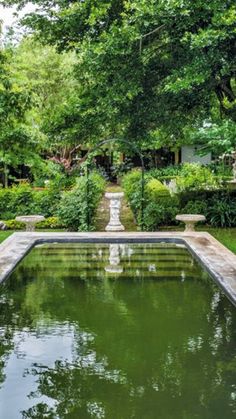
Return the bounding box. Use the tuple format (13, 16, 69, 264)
(0, 244, 235, 418)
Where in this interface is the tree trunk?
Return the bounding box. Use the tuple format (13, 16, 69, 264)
(4, 163, 8, 188)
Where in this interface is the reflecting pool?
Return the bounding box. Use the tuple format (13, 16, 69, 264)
(0, 243, 235, 418)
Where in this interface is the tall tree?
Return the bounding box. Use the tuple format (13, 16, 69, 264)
(10, 37, 84, 172)
(1, 0, 236, 150)
(0, 49, 38, 185)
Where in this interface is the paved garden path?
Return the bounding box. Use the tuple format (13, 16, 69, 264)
(95, 184, 137, 231)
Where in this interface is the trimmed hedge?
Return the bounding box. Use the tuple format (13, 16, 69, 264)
(122, 170, 179, 230)
(146, 178, 171, 200)
(121, 169, 143, 219)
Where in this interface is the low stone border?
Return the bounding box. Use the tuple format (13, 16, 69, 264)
(0, 231, 235, 306)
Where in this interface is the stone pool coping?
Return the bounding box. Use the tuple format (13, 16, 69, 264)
(0, 231, 236, 306)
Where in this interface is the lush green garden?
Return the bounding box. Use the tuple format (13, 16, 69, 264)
(0, 163, 235, 230)
(0, 0, 235, 249)
(0, 3, 236, 419)
(0, 162, 235, 255)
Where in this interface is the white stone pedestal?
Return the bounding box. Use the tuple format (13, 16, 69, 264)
(105, 192, 125, 232)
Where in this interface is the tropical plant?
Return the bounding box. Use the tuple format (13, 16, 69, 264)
(206, 198, 236, 227)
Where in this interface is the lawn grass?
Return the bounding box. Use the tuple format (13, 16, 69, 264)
(0, 230, 64, 244)
(203, 227, 236, 254)
(0, 227, 235, 254)
(0, 231, 14, 243)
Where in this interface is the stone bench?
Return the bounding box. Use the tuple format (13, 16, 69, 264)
(176, 214, 206, 232)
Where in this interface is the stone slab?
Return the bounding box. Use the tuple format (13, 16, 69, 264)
(0, 231, 235, 306)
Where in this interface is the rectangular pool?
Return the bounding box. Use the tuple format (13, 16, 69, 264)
(0, 242, 235, 418)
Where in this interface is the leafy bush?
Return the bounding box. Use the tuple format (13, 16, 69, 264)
(142, 203, 178, 231)
(208, 162, 233, 177)
(33, 188, 61, 217)
(122, 171, 179, 230)
(58, 171, 106, 231)
(141, 203, 166, 230)
(142, 178, 179, 230)
(206, 198, 236, 227)
(179, 189, 236, 227)
(145, 178, 171, 200)
(4, 219, 25, 230)
(149, 165, 182, 179)
(176, 163, 220, 191)
(0, 183, 62, 219)
(182, 200, 208, 216)
(36, 216, 63, 229)
(122, 169, 143, 219)
(0, 184, 34, 219)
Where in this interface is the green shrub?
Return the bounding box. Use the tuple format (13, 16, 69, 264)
(149, 165, 182, 179)
(123, 168, 236, 229)
(36, 216, 63, 229)
(58, 171, 106, 231)
(4, 219, 25, 230)
(176, 163, 220, 191)
(178, 189, 236, 227)
(182, 200, 208, 216)
(142, 179, 179, 230)
(142, 203, 166, 231)
(122, 171, 179, 230)
(142, 203, 178, 231)
(0, 183, 62, 219)
(122, 169, 143, 219)
(145, 178, 171, 201)
(33, 188, 61, 217)
(206, 198, 236, 227)
(0, 184, 34, 219)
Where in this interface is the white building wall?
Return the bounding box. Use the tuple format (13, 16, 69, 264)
(181, 145, 211, 164)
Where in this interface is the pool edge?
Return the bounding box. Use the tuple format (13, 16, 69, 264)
(0, 231, 236, 306)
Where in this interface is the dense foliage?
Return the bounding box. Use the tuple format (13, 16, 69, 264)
(0, 1, 235, 233)
(175, 163, 220, 191)
(179, 189, 236, 228)
(0, 50, 39, 185)
(58, 171, 106, 231)
(122, 170, 179, 230)
(2, 0, 235, 152)
(0, 171, 105, 230)
(122, 166, 236, 229)
(0, 183, 61, 220)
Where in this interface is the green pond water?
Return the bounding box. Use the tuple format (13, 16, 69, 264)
(0, 242, 235, 419)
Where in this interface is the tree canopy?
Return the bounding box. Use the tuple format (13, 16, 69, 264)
(0, 0, 236, 155)
(0, 49, 36, 170)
